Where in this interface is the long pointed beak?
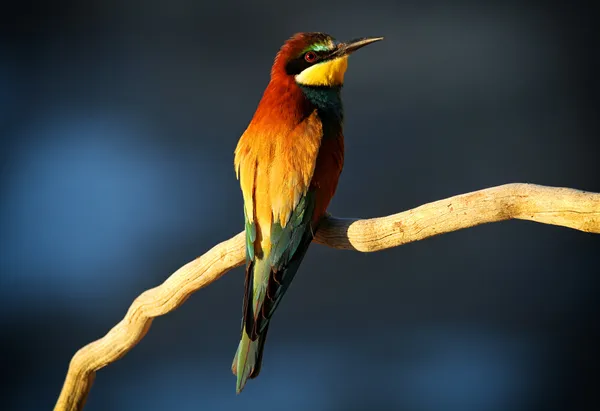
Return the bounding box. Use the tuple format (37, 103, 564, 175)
(333, 36, 384, 57)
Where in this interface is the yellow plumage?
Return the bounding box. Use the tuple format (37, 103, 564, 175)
(295, 56, 349, 87)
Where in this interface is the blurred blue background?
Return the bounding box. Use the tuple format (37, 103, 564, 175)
(1, 1, 598, 410)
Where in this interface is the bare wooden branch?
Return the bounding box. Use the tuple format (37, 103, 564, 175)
(55, 183, 600, 411)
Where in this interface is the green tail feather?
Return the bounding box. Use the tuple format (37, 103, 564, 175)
(232, 256, 271, 393)
(232, 325, 269, 394)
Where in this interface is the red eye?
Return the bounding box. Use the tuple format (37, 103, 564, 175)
(304, 51, 317, 63)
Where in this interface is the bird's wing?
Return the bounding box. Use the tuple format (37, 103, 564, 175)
(256, 189, 316, 333)
(234, 110, 324, 339)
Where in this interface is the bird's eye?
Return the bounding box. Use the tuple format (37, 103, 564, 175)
(304, 51, 317, 63)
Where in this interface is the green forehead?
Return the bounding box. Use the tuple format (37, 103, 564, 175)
(302, 41, 333, 53)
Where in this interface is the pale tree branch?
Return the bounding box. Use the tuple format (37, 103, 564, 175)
(55, 183, 600, 411)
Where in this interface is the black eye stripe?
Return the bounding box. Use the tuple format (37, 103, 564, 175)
(285, 50, 331, 75)
(310, 50, 330, 60)
(285, 58, 310, 75)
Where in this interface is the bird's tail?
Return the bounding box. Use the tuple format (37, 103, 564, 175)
(232, 324, 269, 394)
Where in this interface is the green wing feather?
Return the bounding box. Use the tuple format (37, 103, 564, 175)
(244, 190, 315, 338)
(244, 207, 256, 262)
(233, 190, 317, 392)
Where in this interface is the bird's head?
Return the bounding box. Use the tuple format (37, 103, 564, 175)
(272, 32, 383, 87)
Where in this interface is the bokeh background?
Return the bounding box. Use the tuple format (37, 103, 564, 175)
(1, 1, 598, 410)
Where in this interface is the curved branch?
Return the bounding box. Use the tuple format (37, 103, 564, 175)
(315, 183, 600, 251)
(55, 183, 600, 411)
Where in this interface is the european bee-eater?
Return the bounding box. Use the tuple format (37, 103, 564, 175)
(232, 32, 383, 393)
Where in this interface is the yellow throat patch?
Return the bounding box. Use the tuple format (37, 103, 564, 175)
(295, 56, 349, 87)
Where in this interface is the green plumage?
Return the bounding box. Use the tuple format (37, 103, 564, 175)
(233, 191, 316, 393)
(243, 207, 256, 262)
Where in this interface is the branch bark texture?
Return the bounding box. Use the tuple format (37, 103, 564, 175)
(55, 183, 600, 411)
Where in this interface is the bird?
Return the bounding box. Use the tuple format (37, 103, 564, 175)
(232, 32, 383, 393)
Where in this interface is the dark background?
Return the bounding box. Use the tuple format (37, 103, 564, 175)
(1, 1, 598, 410)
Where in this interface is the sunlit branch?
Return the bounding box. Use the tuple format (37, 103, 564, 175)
(54, 183, 600, 411)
